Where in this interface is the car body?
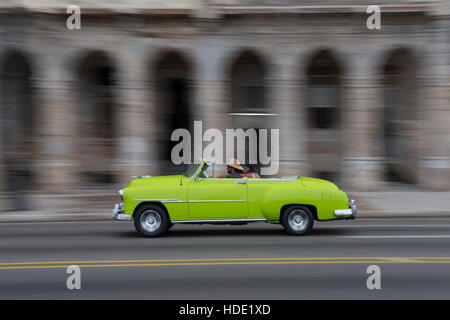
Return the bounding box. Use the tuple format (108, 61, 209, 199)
(113, 160, 356, 236)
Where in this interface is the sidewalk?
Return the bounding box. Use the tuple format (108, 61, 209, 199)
(0, 191, 449, 222)
(0, 211, 111, 223)
(348, 191, 450, 218)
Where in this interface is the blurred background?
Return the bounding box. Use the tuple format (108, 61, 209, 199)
(0, 0, 448, 212)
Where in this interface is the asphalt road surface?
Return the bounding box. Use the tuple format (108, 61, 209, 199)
(1, 218, 450, 299)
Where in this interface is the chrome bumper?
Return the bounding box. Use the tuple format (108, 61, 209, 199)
(112, 202, 131, 221)
(334, 199, 357, 218)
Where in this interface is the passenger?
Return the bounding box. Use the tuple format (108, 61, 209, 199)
(217, 158, 244, 178)
(241, 163, 260, 178)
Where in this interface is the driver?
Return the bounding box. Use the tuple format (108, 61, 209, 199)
(218, 158, 244, 178)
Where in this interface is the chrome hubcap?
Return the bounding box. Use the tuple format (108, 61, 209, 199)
(288, 210, 309, 232)
(140, 210, 162, 233)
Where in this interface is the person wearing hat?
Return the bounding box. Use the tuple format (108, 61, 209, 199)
(241, 163, 260, 179)
(218, 158, 244, 178)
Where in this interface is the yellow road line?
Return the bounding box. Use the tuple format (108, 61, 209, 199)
(1, 259, 450, 270)
(2, 257, 450, 266)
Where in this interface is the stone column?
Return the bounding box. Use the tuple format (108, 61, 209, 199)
(340, 52, 384, 191)
(33, 54, 79, 194)
(418, 11, 450, 190)
(267, 50, 309, 177)
(114, 49, 157, 183)
(192, 38, 229, 164)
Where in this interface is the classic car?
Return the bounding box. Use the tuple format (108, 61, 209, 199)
(112, 159, 356, 237)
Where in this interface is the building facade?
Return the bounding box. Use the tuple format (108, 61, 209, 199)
(0, 1, 449, 210)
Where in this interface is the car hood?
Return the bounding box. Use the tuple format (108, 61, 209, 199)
(300, 177, 339, 190)
(128, 175, 183, 188)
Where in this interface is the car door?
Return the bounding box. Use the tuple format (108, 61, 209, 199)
(188, 177, 248, 220)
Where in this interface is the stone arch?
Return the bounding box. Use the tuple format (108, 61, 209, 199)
(0, 49, 35, 209)
(76, 50, 117, 187)
(229, 50, 267, 114)
(380, 47, 419, 184)
(227, 49, 268, 167)
(152, 49, 193, 173)
(304, 48, 343, 182)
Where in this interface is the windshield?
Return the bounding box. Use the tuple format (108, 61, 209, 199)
(183, 163, 202, 178)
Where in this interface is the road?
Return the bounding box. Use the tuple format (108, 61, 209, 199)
(1, 218, 450, 299)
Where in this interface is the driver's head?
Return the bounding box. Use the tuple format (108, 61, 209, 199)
(225, 158, 244, 174)
(227, 166, 240, 174)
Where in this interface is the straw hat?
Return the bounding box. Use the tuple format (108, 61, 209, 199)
(226, 158, 244, 171)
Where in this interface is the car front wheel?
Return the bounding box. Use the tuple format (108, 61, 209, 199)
(134, 204, 169, 237)
(281, 206, 314, 235)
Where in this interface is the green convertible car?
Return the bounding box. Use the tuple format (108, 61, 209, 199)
(112, 159, 356, 237)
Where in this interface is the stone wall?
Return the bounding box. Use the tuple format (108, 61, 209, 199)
(0, 1, 448, 210)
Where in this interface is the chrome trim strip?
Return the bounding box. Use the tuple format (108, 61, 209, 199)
(133, 199, 246, 203)
(172, 218, 267, 223)
(188, 199, 246, 203)
(247, 176, 299, 181)
(134, 199, 187, 203)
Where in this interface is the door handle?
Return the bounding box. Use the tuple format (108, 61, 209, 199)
(236, 181, 246, 184)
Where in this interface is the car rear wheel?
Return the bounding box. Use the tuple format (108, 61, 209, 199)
(281, 206, 314, 235)
(134, 204, 169, 237)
